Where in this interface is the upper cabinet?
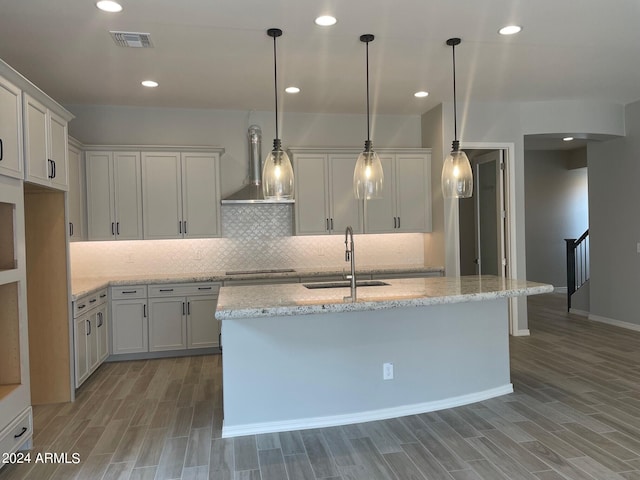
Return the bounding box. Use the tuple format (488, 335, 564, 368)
(365, 152, 432, 233)
(23, 94, 69, 190)
(67, 137, 85, 241)
(0, 75, 23, 179)
(292, 151, 363, 235)
(86, 151, 143, 241)
(142, 150, 222, 239)
(291, 148, 431, 235)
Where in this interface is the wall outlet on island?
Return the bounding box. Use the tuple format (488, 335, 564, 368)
(383, 362, 394, 380)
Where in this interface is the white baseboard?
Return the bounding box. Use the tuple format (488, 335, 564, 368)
(514, 329, 530, 337)
(569, 308, 589, 317)
(589, 314, 640, 333)
(221, 384, 513, 438)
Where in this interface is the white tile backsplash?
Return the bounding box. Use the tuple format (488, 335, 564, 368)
(70, 204, 427, 277)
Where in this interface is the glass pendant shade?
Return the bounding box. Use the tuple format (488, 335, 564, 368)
(354, 146, 384, 199)
(262, 145, 294, 200)
(441, 148, 473, 198)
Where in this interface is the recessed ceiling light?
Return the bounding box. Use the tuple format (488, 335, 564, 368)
(498, 25, 522, 35)
(285, 86, 300, 94)
(96, 1, 123, 13)
(563, 136, 574, 142)
(315, 15, 337, 26)
(414, 91, 429, 98)
(141, 80, 158, 88)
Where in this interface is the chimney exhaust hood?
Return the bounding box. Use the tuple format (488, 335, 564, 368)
(221, 125, 294, 204)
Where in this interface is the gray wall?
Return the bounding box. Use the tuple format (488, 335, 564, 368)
(588, 99, 640, 326)
(524, 149, 589, 287)
(65, 105, 422, 198)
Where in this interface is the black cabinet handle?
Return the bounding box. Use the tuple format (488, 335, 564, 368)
(393, 217, 397, 229)
(197, 286, 212, 290)
(14, 427, 27, 439)
(187, 302, 191, 315)
(159, 288, 174, 292)
(219, 332, 222, 351)
(0, 138, 3, 161)
(97, 312, 103, 327)
(69, 222, 74, 237)
(89, 299, 97, 303)
(182, 302, 186, 315)
(52, 159, 56, 178)
(179, 221, 182, 234)
(143, 304, 147, 317)
(78, 304, 86, 309)
(122, 290, 137, 294)
(330, 218, 334, 230)
(111, 222, 115, 235)
(326, 218, 329, 231)
(116, 222, 120, 235)
(100, 294, 107, 298)
(47, 159, 53, 178)
(183, 221, 187, 235)
(397, 217, 400, 229)
(86, 319, 91, 336)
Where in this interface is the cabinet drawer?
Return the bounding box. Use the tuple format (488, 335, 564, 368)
(148, 282, 220, 298)
(111, 285, 147, 300)
(73, 288, 108, 318)
(0, 407, 32, 456)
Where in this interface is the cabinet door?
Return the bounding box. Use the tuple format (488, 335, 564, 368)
(111, 299, 148, 354)
(328, 154, 363, 234)
(74, 315, 90, 387)
(86, 151, 115, 240)
(113, 152, 143, 240)
(148, 297, 187, 351)
(181, 152, 221, 238)
(395, 153, 431, 233)
(142, 152, 182, 239)
(23, 94, 49, 185)
(88, 311, 99, 372)
(187, 295, 218, 348)
(67, 143, 84, 241)
(293, 154, 330, 235)
(96, 306, 109, 364)
(0, 76, 23, 179)
(48, 111, 68, 190)
(364, 154, 396, 233)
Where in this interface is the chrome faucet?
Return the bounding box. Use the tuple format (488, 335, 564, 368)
(344, 226, 356, 301)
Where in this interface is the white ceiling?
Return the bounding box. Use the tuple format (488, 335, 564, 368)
(1, 0, 639, 121)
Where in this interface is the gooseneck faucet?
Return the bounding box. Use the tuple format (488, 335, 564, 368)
(344, 226, 356, 301)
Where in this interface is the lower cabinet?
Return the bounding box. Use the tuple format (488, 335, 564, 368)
(73, 288, 108, 388)
(111, 282, 220, 357)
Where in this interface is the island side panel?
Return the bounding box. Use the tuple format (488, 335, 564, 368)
(221, 298, 511, 436)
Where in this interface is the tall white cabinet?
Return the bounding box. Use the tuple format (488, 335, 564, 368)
(67, 137, 85, 241)
(0, 74, 23, 179)
(142, 150, 222, 239)
(86, 151, 143, 240)
(291, 151, 363, 235)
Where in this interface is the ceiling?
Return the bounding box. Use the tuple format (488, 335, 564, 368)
(1, 0, 639, 122)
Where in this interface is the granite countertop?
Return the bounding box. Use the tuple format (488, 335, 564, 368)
(70, 265, 445, 300)
(214, 275, 554, 320)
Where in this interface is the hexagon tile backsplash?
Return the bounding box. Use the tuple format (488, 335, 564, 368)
(70, 205, 426, 278)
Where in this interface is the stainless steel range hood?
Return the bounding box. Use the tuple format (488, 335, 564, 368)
(221, 125, 294, 204)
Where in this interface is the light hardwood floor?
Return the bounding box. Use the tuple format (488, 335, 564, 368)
(3, 293, 640, 479)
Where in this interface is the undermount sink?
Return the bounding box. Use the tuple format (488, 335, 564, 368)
(303, 280, 389, 289)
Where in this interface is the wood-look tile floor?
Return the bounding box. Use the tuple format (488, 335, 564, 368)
(3, 293, 640, 479)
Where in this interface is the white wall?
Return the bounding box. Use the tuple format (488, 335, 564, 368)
(588, 99, 640, 327)
(524, 149, 589, 287)
(65, 105, 422, 198)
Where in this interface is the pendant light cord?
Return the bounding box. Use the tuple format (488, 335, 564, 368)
(273, 34, 279, 142)
(452, 41, 458, 143)
(366, 39, 371, 142)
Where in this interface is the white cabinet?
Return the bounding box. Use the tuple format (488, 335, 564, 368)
(73, 288, 108, 388)
(147, 283, 221, 350)
(292, 152, 363, 235)
(0, 75, 23, 179)
(86, 151, 143, 240)
(23, 94, 68, 190)
(365, 152, 432, 233)
(67, 139, 85, 241)
(142, 151, 221, 239)
(111, 286, 148, 355)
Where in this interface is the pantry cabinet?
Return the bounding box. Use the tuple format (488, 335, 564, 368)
(86, 151, 143, 240)
(23, 94, 68, 190)
(0, 75, 23, 179)
(364, 152, 432, 233)
(292, 151, 363, 235)
(142, 151, 222, 239)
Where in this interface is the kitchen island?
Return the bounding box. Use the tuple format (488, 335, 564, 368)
(215, 275, 552, 438)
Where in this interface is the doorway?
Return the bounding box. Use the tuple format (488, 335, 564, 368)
(459, 149, 507, 277)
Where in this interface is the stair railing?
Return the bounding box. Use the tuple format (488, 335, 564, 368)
(565, 229, 589, 311)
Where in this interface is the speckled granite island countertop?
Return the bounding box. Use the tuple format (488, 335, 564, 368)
(70, 265, 444, 299)
(215, 275, 553, 320)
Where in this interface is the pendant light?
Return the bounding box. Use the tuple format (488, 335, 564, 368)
(262, 28, 294, 200)
(353, 34, 384, 199)
(441, 37, 473, 198)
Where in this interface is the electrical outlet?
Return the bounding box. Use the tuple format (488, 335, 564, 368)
(383, 362, 394, 380)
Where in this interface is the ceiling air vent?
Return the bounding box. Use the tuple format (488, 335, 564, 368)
(109, 31, 154, 48)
